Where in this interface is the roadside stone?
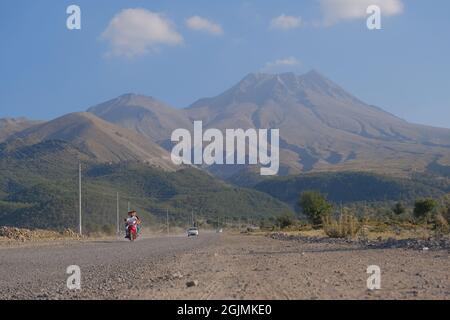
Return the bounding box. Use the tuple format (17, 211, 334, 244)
(186, 280, 198, 288)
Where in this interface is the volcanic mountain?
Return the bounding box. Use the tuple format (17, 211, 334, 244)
(187, 70, 450, 176)
(87, 71, 450, 177)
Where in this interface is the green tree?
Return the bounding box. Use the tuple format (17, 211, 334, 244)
(392, 202, 406, 215)
(299, 191, 332, 226)
(413, 198, 437, 220)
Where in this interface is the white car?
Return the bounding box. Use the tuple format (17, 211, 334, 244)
(187, 227, 199, 237)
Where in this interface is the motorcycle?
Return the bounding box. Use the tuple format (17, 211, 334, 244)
(126, 221, 138, 242)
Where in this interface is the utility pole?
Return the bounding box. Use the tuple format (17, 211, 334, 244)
(78, 162, 82, 236)
(116, 192, 120, 236)
(166, 208, 169, 236)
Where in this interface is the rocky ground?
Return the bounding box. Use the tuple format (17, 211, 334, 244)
(0, 232, 448, 300)
(269, 232, 450, 251)
(0, 226, 82, 243)
(121, 234, 450, 300)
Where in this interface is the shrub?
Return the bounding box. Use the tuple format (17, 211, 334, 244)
(440, 194, 450, 224)
(433, 213, 449, 236)
(323, 213, 361, 239)
(299, 191, 332, 227)
(276, 212, 296, 229)
(413, 198, 437, 220)
(392, 202, 406, 215)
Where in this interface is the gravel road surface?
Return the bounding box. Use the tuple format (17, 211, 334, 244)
(0, 233, 448, 299)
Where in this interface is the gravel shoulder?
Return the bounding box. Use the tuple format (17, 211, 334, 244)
(0, 233, 448, 300)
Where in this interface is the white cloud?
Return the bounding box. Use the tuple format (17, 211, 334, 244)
(186, 16, 223, 35)
(263, 57, 301, 71)
(318, 0, 404, 25)
(101, 8, 183, 58)
(270, 14, 302, 30)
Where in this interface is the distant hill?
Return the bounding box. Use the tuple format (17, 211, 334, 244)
(87, 94, 191, 146)
(247, 171, 449, 209)
(0, 117, 41, 142)
(8, 112, 176, 170)
(0, 139, 292, 230)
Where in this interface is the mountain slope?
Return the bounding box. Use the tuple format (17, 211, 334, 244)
(186, 71, 450, 176)
(87, 94, 191, 145)
(251, 171, 448, 208)
(0, 141, 292, 230)
(0, 117, 41, 142)
(78, 71, 450, 177)
(8, 112, 176, 170)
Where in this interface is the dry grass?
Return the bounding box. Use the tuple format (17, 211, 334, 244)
(0, 227, 82, 243)
(255, 217, 444, 241)
(322, 214, 361, 239)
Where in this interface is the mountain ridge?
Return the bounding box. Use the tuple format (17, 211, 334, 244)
(4, 70, 450, 177)
(180, 71, 450, 176)
(87, 94, 191, 144)
(0, 117, 42, 143)
(7, 112, 176, 170)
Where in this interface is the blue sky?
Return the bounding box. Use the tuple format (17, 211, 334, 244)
(1, 0, 449, 128)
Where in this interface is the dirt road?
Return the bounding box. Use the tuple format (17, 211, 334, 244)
(0, 233, 448, 299)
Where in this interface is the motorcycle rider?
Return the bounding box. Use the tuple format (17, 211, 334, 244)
(131, 211, 142, 235)
(124, 211, 137, 239)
